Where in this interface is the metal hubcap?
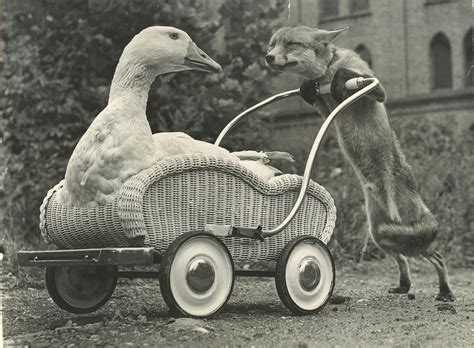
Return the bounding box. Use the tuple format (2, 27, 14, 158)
(67, 267, 99, 294)
(186, 257, 215, 294)
(298, 257, 321, 291)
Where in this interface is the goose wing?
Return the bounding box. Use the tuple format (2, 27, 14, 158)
(59, 107, 155, 206)
(153, 132, 238, 161)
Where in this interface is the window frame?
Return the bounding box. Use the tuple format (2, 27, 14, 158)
(349, 0, 370, 15)
(354, 44, 373, 68)
(319, 0, 340, 19)
(464, 28, 473, 87)
(430, 32, 453, 90)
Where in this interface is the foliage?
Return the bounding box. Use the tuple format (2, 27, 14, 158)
(0, 0, 286, 261)
(392, 117, 474, 267)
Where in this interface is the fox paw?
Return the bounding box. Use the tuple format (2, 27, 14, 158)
(299, 80, 318, 106)
(331, 67, 360, 103)
(388, 286, 410, 294)
(435, 292, 455, 302)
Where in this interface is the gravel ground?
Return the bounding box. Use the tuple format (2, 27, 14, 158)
(2, 258, 473, 347)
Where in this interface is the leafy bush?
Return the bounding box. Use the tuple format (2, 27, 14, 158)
(392, 116, 474, 267)
(0, 0, 285, 270)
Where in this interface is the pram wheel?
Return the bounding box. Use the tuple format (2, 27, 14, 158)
(159, 232, 234, 318)
(45, 266, 117, 314)
(275, 236, 335, 315)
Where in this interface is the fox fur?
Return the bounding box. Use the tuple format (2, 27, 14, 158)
(266, 26, 454, 301)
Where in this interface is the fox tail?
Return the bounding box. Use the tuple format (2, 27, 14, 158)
(378, 212, 438, 248)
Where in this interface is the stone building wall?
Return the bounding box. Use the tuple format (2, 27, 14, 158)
(263, 0, 473, 147)
(0, 0, 4, 64)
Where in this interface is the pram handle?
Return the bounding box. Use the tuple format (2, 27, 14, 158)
(212, 77, 380, 239)
(317, 77, 376, 94)
(214, 78, 374, 146)
(261, 77, 379, 238)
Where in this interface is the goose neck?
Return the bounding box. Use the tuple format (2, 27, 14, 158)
(108, 59, 158, 107)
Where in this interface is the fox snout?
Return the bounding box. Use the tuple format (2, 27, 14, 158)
(265, 54, 275, 64)
(265, 48, 298, 70)
(265, 47, 286, 68)
(265, 53, 291, 68)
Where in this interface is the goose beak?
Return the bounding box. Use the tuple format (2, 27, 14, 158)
(184, 42, 222, 73)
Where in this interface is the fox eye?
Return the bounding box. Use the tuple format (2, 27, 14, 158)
(268, 41, 275, 50)
(169, 32, 179, 40)
(288, 42, 304, 49)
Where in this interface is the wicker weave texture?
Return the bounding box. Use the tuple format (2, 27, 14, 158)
(45, 193, 129, 249)
(41, 154, 336, 261)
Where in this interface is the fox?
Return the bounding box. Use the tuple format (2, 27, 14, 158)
(265, 26, 454, 302)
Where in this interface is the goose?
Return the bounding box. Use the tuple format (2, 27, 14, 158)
(58, 26, 222, 207)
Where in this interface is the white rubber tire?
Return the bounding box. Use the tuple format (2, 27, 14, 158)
(159, 232, 234, 318)
(275, 236, 335, 315)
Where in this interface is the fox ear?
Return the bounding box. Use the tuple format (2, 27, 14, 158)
(314, 27, 349, 44)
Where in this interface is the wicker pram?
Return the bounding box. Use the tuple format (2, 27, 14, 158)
(40, 154, 336, 262)
(22, 77, 379, 317)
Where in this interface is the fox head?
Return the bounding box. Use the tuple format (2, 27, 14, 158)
(266, 26, 347, 80)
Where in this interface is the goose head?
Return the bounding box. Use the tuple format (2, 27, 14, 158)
(121, 26, 222, 75)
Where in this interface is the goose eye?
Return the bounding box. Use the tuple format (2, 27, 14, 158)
(169, 32, 179, 40)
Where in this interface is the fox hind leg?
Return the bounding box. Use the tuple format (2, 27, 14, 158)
(384, 172, 401, 223)
(388, 253, 411, 294)
(364, 173, 401, 223)
(358, 230, 370, 263)
(424, 250, 455, 302)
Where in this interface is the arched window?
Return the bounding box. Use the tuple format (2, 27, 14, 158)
(355, 44, 372, 68)
(349, 0, 369, 14)
(464, 28, 473, 87)
(430, 32, 452, 90)
(320, 0, 339, 18)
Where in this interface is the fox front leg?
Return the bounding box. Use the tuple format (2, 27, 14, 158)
(299, 80, 332, 115)
(331, 67, 386, 103)
(299, 79, 319, 106)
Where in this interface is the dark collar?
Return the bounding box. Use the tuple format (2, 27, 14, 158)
(314, 47, 337, 83)
(309, 48, 338, 96)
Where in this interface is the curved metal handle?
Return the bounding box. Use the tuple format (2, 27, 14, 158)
(211, 77, 380, 239)
(214, 89, 300, 146)
(260, 78, 380, 237)
(215, 78, 372, 146)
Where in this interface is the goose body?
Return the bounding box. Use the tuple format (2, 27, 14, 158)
(58, 26, 221, 206)
(153, 132, 238, 161)
(153, 132, 294, 181)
